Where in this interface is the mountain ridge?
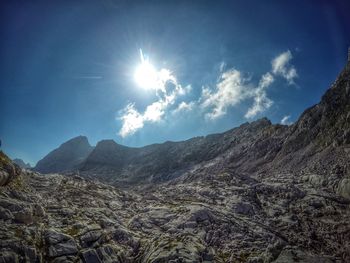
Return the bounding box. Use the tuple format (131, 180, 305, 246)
(35, 61, 350, 188)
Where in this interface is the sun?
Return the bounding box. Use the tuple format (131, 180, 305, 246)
(134, 60, 158, 90)
(134, 49, 160, 90)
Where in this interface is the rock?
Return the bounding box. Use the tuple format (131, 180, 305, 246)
(189, 208, 215, 223)
(273, 248, 334, 263)
(51, 256, 77, 263)
(12, 207, 33, 224)
(45, 230, 72, 245)
(23, 246, 40, 263)
(337, 178, 350, 199)
(96, 245, 121, 262)
(33, 204, 45, 217)
(0, 208, 14, 220)
(0, 251, 19, 263)
(0, 171, 10, 187)
(48, 240, 78, 258)
(45, 229, 78, 258)
(80, 249, 102, 263)
(234, 202, 255, 216)
(79, 230, 102, 248)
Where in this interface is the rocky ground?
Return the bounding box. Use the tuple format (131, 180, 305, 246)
(1, 152, 349, 262)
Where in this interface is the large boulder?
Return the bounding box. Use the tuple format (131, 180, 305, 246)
(44, 229, 78, 258)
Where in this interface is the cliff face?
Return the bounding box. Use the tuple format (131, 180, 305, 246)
(34, 136, 93, 174)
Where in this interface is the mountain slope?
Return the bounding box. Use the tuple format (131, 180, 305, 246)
(13, 158, 31, 169)
(79, 118, 288, 186)
(34, 136, 93, 174)
(36, 60, 350, 190)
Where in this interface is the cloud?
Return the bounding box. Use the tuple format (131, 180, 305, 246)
(173, 101, 195, 114)
(245, 73, 274, 118)
(118, 55, 190, 137)
(119, 104, 144, 137)
(200, 69, 253, 120)
(281, 115, 292, 125)
(118, 49, 299, 136)
(272, 50, 298, 84)
(245, 50, 297, 118)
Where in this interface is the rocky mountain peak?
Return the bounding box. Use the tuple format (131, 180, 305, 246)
(34, 136, 93, 174)
(12, 159, 31, 169)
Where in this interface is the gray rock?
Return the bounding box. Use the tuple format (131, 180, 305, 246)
(0, 208, 14, 220)
(0, 251, 19, 263)
(45, 230, 78, 258)
(96, 245, 121, 262)
(48, 240, 78, 258)
(80, 249, 102, 263)
(234, 202, 255, 216)
(45, 229, 72, 245)
(12, 207, 33, 224)
(79, 230, 102, 248)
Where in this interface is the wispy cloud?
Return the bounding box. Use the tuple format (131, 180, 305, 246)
(245, 72, 274, 118)
(173, 101, 195, 114)
(272, 50, 298, 84)
(199, 50, 297, 120)
(200, 69, 253, 120)
(281, 115, 292, 125)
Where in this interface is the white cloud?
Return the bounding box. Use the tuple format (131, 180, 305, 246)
(245, 72, 274, 118)
(118, 58, 190, 137)
(281, 115, 292, 125)
(272, 50, 298, 84)
(118, 49, 299, 136)
(173, 101, 195, 114)
(201, 69, 253, 120)
(119, 104, 144, 137)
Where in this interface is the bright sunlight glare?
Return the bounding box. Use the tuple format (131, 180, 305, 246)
(134, 59, 158, 90)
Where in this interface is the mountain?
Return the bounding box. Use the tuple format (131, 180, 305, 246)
(79, 118, 288, 186)
(0, 59, 350, 262)
(12, 158, 31, 169)
(77, 61, 350, 188)
(34, 136, 94, 174)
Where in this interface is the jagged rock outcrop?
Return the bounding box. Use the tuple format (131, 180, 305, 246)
(13, 159, 32, 169)
(34, 136, 93, 174)
(0, 151, 21, 186)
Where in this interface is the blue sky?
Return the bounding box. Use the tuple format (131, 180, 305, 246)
(0, 0, 350, 165)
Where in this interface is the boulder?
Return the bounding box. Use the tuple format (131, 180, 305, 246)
(80, 249, 102, 263)
(0, 207, 14, 220)
(337, 178, 350, 199)
(0, 251, 19, 263)
(45, 229, 78, 258)
(13, 207, 33, 225)
(48, 240, 78, 258)
(234, 202, 255, 216)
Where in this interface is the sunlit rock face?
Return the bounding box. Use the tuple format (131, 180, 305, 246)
(1, 61, 350, 262)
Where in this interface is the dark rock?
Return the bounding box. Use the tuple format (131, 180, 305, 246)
(12, 207, 33, 224)
(0, 251, 19, 263)
(80, 249, 102, 263)
(48, 240, 78, 258)
(234, 202, 255, 216)
(0, 208, 14, 220)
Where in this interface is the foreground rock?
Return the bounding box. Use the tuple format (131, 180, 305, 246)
(0, 165, 349, 262)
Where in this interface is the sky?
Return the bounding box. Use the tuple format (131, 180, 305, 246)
(0, 0, 350, 165)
